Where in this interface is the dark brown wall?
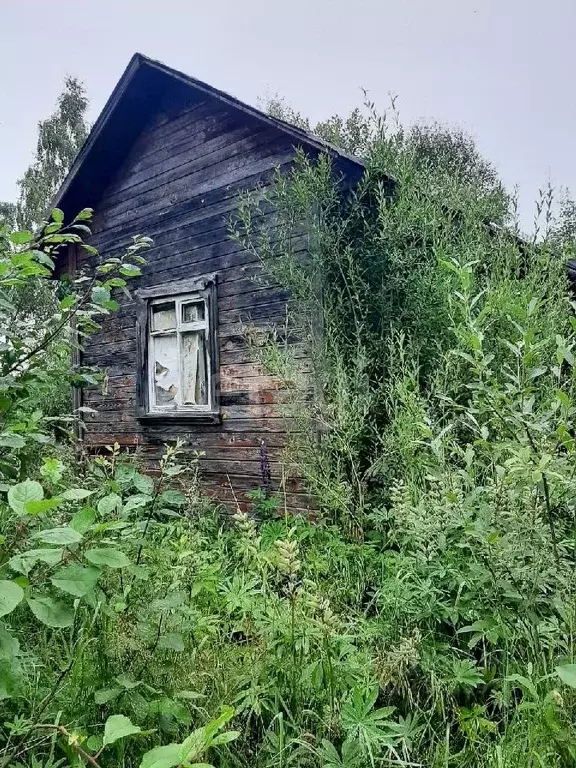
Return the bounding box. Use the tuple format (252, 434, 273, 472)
(75, 87, 310, 512)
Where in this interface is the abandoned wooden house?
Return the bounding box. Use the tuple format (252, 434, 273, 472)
(53, 53, 365, 512)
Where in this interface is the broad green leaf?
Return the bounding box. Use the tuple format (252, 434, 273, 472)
(70, 506, 96, 533)
(140, 743, 181, 768)
(210, 731, 240, 746)
(9, 230, 34, 244)
(85, 735, 103, 752)
(556, 664, 576, 689)
(0, 625, 20, 659)
(95, 687, 123, 704)
(27, 596, 74, 628)
(124, 494, 152, 513)
(25, 498, 62, 516)
(133, 473, 155, 494)
(73, 207, 93, 221)
(180, 728, 209, 763)
(148, 697, 191, 725)
(120, 265, 142, 277)
(98, 493, 122, 516)
(8, 480, 44, 515)
(84, 548, 130, 568)
(33, 527, 83, 546)
(158, 633, 185, 652)
(115, 465, 137, 486)
(160, 490, 186, 508)
(102, 714, 142, 746)
(51, 565, 100, 597)
(150, 591, 187, 611)
(0, 580, 24, 617)
(61, 488, 94, 501)
(0, 433, 25, 448)
(115, 673, 141, 689)
(9, 548, 63, 575)
(51, 208, 64, 223)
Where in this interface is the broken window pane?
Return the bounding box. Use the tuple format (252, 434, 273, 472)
(181, 330, 208, 405)
(152, 333, 179, 406)
(152, 301, 176, 332)
(182, 300, 205, 324)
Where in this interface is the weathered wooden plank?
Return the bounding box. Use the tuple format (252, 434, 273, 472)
(99, 125, 271, 212)
(109, 102, 231, 172)
(87, 167, 281, 247)
(96, 131, 286, 223)
(86, 416, 291, 435)
(95, 147, 296, 231)
(105, 121, 257, 201)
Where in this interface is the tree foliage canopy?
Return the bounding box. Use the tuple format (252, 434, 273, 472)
(1, 77, 88, 231)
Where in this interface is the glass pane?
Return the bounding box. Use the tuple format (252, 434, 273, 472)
(182, 300, 205, 323)
(152, 333, 179, 406)
(182, 330, 208, 406)
(152, 301, 176, 332)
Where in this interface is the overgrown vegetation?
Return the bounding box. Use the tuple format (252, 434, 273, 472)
(2, 96, 576, 768)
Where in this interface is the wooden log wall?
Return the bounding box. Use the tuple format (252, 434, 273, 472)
(75, 86, 313, 512)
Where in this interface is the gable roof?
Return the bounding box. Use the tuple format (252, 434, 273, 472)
(53, 53, 366, 217)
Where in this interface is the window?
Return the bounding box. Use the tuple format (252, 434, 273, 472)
(135, 275, 219, 420)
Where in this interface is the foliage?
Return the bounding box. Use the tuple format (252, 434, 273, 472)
(0, 76, 90, 418)
(10, 77, 89, 231)
(2, 95, 576, 768)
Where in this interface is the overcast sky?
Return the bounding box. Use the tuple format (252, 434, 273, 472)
(1, 0, 574, 230)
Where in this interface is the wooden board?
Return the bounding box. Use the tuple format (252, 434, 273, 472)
(77, 85, 314, 514)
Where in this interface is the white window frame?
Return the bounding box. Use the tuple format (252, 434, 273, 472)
(147, 292, 212, 413)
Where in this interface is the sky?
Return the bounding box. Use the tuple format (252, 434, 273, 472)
(1, 0, 574, 231)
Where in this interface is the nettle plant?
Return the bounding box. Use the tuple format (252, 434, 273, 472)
(0, 213, 239, 766)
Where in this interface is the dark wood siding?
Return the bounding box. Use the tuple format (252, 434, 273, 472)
(76, 86, 310, 512)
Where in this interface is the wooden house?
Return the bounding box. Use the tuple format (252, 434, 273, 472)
(53, 53, 365, 512)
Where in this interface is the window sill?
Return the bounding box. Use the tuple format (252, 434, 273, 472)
(137, 410, 221, 425)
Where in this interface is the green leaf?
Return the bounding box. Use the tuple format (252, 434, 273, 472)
(120, 265, 142, 277)
(158, 633, 185, 652)
(98, 493, 122, 516)
(556, 664, 576, 689)
(61, 488, 94, 501)
(9, 230, 34, 244)
(73, 208, 93, 222)
(124, 494, 152, 513)
(179, 728, 209, 764)
(160, 490, 186, 508)
(32, 527, 83, 546)
(211, 731, 240, 746)
(95, 687, 123, 705)
(0, 625, 20, 659)
(9, 548, 63, 575)
(133, 473, 155, 494)
(51, 208, 64, 223)
(84, 548, 130, 568)
(8, 480, 44, 515)
(102, 714, 142, 746)
(60, 294, 76, 310)
(140, 743, 181, 768)
(27, 596, 74, 627)
(0, 580, 24, 617)
(25, 498, 62, 516)
(51, 565, 100, 597)
(70, 506, 96, 533)
(0, 433, 25, 449)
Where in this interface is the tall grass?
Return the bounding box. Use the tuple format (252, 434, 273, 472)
(3, 108, 576, 766)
